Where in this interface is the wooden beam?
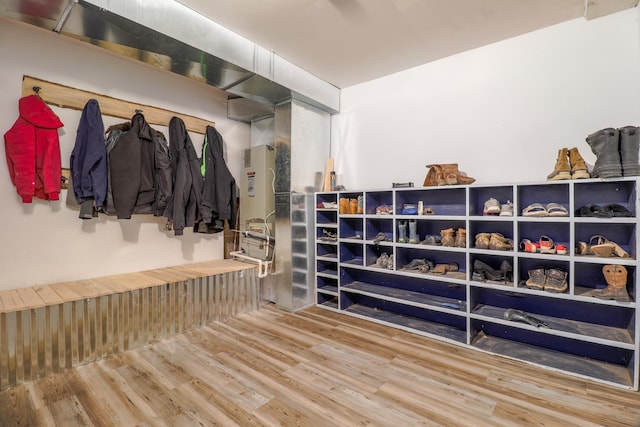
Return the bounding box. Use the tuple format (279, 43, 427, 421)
(21, 75, 215, 134)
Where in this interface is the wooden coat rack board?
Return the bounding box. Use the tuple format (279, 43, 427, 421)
(21, 75, 215, 134)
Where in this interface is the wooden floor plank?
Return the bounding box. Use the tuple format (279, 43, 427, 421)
(0, 304, 639, 426)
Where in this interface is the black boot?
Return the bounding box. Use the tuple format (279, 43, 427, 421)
(619, 126, 640, 176)
(586, 128, 622, 178)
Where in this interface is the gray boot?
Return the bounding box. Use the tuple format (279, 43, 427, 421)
(586, 128, 622, 178)
(619, 126, 640, 176)
(408, 220, 418, 244)
(397, 221, 408, 243)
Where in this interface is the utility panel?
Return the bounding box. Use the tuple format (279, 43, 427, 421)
(240, 145, 276, 236)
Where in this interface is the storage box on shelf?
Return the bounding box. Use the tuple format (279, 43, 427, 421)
(315, 178, 639, 389)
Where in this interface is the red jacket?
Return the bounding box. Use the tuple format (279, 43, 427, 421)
(4, 95, 64, 202)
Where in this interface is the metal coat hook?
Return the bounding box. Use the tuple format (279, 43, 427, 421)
(135, 109, 143, 114)
(33, 86, 41, 94)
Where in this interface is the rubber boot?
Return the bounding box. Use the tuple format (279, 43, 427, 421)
(586, 128, 622, 178)
(397, 221, 408, 243)
(408, 220, 418, 244)
(619, 126, 640, 176)
(546, 148, 571, 181)
(597, 264, 631, 301)
(568, 147, 590, 179)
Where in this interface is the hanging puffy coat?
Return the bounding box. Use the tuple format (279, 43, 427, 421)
(164, 116, 203, 235)
(196, 125, 237, 234)
(4, 94, 64, 203)
(70, 99, 107, 214)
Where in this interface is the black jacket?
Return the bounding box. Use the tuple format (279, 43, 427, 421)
(164, 116, 203, 235)
(197, 125, 237, 233)
(107, 113, 172, 219)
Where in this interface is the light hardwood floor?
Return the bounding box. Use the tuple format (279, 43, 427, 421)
(1, 305, 639, 426)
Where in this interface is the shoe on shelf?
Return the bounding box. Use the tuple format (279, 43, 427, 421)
(489, 233, 513, 251)
(499, 201, 513, 216)
(547, 148, 571, 181)
(544, 268, 568, 293)
(568, 147, 591, 179)
(546, 203, 569, 217)
(372, 232, 387, 245)
(589, 235, 630, 258)
(522, 203, 548, 217)
(519, 239, 540, 253)
(440, 228, 456, 247)
(320, 229, 337, 242)
(597, 264, 631, 301)
(454, 228, 466, 248)
(475, 233, 491, 249)
(483, 198, 501, 215)
(556, 244, 567, 255)
(525, 267, 546, 290)
(431, 262, 459, 274)
(539, 236, 556, 254)
(421, 235, 442, 245)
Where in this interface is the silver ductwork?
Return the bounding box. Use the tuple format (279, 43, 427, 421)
(1, 0, 340, 118)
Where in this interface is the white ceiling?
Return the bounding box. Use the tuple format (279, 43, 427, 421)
(177, 0, 637, 89)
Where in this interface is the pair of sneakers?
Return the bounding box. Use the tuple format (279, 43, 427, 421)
(483, 198, 513, 216)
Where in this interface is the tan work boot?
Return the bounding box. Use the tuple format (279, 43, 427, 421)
(440, 228, 456, 247)
(547, 148, 571, 181)
(568, 147, 590, 179)
(597, 264, 631, 301)
(454, 228, 466, 248)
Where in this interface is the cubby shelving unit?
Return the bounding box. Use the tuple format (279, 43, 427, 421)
(315, 178, 639, 390)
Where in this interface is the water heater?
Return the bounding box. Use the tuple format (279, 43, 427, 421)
(240, 145, 276, 237)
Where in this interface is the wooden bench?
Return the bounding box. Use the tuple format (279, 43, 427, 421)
(0, 260, 258, 390)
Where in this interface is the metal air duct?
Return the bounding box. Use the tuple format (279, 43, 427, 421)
(1, 0, 340, 119)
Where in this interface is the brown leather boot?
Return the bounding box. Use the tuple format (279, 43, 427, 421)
(568, 147, 590, 179)
(440, 228, 455, 247)
(454, 228, 466, 248)
(597, 264, 631, 301)
(547, 148, 571, 181)
(442, 164, 476, 185)
(424, 164, 448, 186)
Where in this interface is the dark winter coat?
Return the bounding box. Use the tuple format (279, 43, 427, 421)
(104, 118, 172, 218)
(4, 94, 64, 203)
(197, 125, 237, 234)
(70, 99, 107, 209)
(108, 113, 157, 219)
(164, 116, 203, 235)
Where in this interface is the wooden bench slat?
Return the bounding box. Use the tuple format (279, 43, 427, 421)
(0, 259, 255, 313)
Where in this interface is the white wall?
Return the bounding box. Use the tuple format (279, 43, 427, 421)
(0, 18, 250, 290)
(332, 9, 640, 190)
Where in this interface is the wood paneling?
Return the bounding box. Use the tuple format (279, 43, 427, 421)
(1, 305, 638, 426)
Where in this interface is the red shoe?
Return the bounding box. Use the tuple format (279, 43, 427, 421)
(520, 239, 540, 253)
(540, 236, 556, 254)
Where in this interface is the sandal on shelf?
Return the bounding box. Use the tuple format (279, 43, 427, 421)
(522, 203, 547, 217)
(520, 239, 539, 253)
(539, 236, 556, 254)
(575, 204, 612, 218)
(603, 203, 633, 217)
(576, 240, 594, 255)
(546, 203, 569, 217)
(589, 235, 630, 258)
